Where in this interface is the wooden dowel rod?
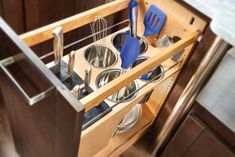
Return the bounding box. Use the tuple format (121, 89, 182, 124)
(19, 0, 129, 47)
(80, 31, 200, 111)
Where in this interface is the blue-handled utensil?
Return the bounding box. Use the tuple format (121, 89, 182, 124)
(140, 4, 167, 43)
(140, 73, 148, 80)
(120, 35, 140, 71)
(114, 0, 140, 100)
(129, 0, 138, 38)
(115, 34, 140, 100)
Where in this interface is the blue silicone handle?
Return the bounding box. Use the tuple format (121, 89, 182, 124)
(129, 0, 138, 24)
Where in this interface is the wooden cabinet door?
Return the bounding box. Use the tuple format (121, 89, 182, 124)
(161, 115, 235, 157)
(23, 0, 106, 58)
(0, 0, 25, 34)
(23, 0, 83, 58)
(0, 18, 84, 157)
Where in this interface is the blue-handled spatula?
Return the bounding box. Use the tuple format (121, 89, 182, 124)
(113, 1, 141, 100)
(120, 35, 140, 71)
(115, 34, 140, 100)
(129, 0, 138, 38)
(140, 4, 167, 43)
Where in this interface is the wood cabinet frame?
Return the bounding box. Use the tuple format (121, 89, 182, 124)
(0, 0, 208, 156)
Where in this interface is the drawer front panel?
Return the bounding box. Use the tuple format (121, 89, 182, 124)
(0, 18, 84, 157)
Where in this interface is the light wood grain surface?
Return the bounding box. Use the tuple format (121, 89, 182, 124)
(19, 0, 129, 47)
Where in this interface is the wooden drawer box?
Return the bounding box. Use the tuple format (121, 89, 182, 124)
(0, 0, 207, 156)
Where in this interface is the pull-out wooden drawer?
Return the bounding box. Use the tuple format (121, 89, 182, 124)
(0, 0, 207, 156)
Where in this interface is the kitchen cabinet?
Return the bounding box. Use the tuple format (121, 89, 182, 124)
(0, 21, 84, 157)
(0, 0, 209, 156)
(0, 0, 25, 34)
(160, 103, 235, 157)
(151, 25, 216, 138)
(161, 112, 235, 157)
(0, 2, 2, 16)
(149, 1, 235, 156)
(0, 0, 107, 33)
(155, 44, 235, 157)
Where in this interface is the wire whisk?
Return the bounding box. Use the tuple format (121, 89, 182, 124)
(90, 16, 108, 67)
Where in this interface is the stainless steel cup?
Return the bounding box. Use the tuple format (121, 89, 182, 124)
(112, 32, 148, 55)
(96, 69, 139, 103)
(84, 45, 118, 68)
(132, 56, 164, 104)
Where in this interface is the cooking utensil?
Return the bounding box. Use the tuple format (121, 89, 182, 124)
(83, 67, 92, 94)
(156, 35, 172, 47)
(67, 51, 75, 79)
(116, 103, 142, 134)
(131, 56, 148, 80)
(140, 73, 148, 80)
(71, 85, 82, 99)
(155, 35, 184, 61)
(99, 72, 109, 87)
(141, 64, 164, 81)
(129, 0, 138, 38)
(90, 16, 108, 66)
(170, 36, 184, 61)
(140, 67, 157, 81)
(52, 27, 64, 73)
(139, 4, 166, 44)
(96, 69, 138, 102)
(116, 35, 140, 99)
(120, 35, 140, 70)
(112, 32, 148, 55)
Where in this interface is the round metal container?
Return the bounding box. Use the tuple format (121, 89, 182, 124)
(132, 56, 164, 82)
(132, 56, 164, 104)
(84, 45, 118, 68)
(96, 69, 139, 103)
(112, 32, 148, 55)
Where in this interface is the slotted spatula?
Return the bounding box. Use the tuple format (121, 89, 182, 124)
(139, 4, 166, 43)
